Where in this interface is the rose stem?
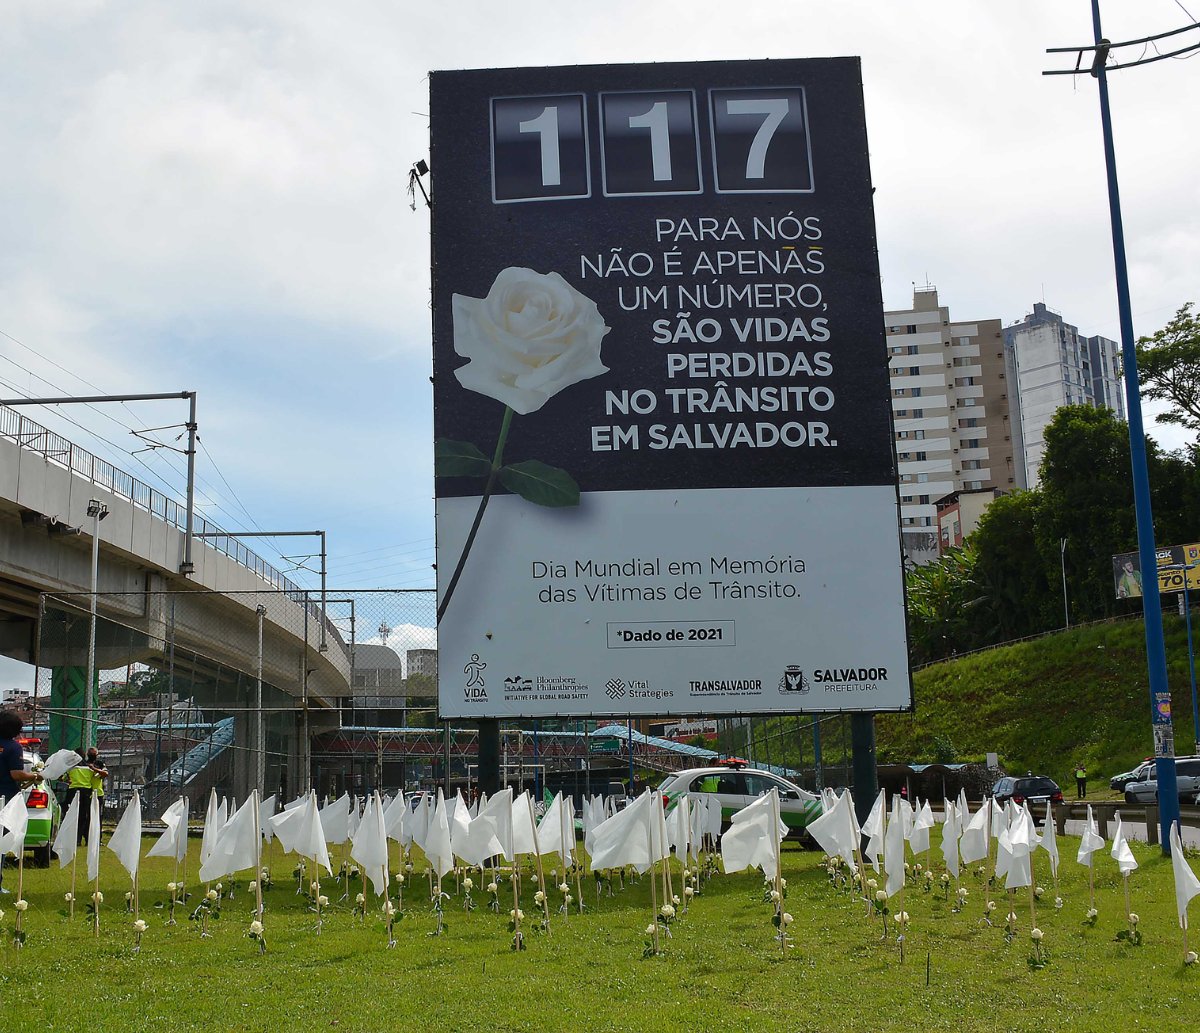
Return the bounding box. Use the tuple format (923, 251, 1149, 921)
(437, 405, 514, 622)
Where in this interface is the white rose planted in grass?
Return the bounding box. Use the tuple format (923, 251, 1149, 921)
(452, 267, 610, 416)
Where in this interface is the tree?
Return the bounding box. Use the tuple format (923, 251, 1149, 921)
(1135, 302, 1200, 434)
(970, 490, 1056, 641)
(905, 544, 986, 665)
(1036, 405, 1140, 622)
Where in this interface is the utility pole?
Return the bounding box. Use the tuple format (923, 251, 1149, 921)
(1044, 5, 1200, 853)
(194, 529, 328, 651)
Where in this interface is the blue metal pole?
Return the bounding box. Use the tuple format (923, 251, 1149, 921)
(1091, 0, 1179, 853)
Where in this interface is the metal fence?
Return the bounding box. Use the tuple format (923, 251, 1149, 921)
(20, 583, 881, 814)
(27, 588, 436, 817)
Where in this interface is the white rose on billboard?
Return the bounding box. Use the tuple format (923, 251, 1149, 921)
(452, 267, 609, 415)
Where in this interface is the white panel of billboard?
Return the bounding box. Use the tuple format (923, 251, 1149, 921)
(430, 58, 911, 718)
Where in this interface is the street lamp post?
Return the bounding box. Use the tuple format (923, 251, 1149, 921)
(84, 499, 109, 751)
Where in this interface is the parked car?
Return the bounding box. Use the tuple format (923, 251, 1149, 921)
(19, 742, 58, 867)
(990, 775, 1064, 810)
(1123, 756, 1200, 804)
(658, 763, 822, 835)
(1110, 760, 1154, 793)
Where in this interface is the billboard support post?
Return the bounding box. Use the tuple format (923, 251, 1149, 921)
(850, 713, 877, 827)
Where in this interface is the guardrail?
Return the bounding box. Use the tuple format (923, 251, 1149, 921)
(0, 403, 343, 648)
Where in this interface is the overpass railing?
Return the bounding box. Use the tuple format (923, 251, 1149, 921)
(0, 402, 341, 643)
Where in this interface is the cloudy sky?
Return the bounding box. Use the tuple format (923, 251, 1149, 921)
(1, 0, 1197, 627)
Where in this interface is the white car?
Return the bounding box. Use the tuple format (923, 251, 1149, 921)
(658, 763, 822, 835)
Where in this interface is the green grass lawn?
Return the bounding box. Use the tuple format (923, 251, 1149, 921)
(1, 831, 1197, 1033)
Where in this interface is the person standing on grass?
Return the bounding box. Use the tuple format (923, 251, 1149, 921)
(66, 749, 95, 844)
(1075, 762, 1087, 799)
(0, 709, 42, 894)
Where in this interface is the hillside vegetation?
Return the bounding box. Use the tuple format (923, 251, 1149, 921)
(879, 611, 1200, 786)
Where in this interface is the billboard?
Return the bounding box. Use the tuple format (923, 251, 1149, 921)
(1112, 543, 1200, 599)
(431, 59, 911, 718)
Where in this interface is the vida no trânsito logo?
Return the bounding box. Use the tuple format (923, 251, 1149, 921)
(463, 653, 488, 701)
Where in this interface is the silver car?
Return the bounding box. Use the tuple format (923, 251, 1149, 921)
(1124, 756, 1200, 804)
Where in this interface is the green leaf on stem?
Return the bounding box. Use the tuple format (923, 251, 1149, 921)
(435, 439, 492, 478)
(498, 461, 580, 507)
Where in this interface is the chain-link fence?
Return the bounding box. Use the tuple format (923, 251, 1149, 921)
(28, 588, 435, 817)
(25, 585, 881, 814)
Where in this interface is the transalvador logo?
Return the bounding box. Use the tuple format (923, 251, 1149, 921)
(779, 665, 809, 694)
(605, 678, 627, 700)
(463, 652, 488, 702)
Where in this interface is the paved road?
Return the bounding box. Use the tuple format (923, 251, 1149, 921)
(1062, 815, 1200, 849)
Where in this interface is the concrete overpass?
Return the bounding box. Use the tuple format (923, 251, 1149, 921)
(0, 402, 351, 798)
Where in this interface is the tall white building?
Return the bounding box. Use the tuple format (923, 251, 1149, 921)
(1003, 302, 1124, 487)
(885, 287, 1015, 566)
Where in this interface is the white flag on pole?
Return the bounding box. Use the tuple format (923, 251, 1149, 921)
(148, 797, 190, 862)
(861, 789, 886, 873)
(1076, 804, 1105, 867)
(1040, 802, 1060, 878)
(425, 788, 455, 879)
(457, 788, 513, 866)
(107, 791, 142, 880)
(40, 748, 83, 783)
(1171, 823, 1200, 930)
(383, 791, 407, 843)
(199, 791, 261, 883)
(959, 798, 990, 866)
(590, 791, 654, 873)
(320, 792, 353, 846)
(0, 793, 29, 856)
(721, 789, 787, 881)
(447, 791, 472, 860)
(269, 791, 332, 874)
(1111, 813, 1138, 875)
(941, 798, 960, 879)
(85, 793, 102, 882)
(260, 795, 277, 842)
(53, 792, 82, 868)
(350, 792, 390, 897)
(883, 793, 906, 898)
(807, 790, 857, 871)
(908, 799, 935, 857)
(199, 789, 222, 870)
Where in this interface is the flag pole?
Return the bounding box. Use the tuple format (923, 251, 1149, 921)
(645, 796, 660, 954)
(70, 850, 78, 920)
(15, 850, 25, 946)
(657, 794, 675, 910)
(528, 801, 550, 934)
(773, 790, 785, 952)
(253, 791, 265, 951)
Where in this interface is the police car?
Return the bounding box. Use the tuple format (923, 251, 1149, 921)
(658, 760, 822, 836)
(19, 739, 58, 866)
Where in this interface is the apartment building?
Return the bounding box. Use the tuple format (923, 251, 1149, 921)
(886, 286, 1016, 566)
(1003, 302, 1124, 487)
